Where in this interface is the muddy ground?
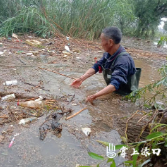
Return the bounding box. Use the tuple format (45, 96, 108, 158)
(0, 35, 166, 167)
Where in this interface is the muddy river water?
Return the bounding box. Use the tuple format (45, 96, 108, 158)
(0, 37, 166, 167)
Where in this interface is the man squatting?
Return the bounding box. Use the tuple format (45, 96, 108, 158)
(70, 27, 136, 104)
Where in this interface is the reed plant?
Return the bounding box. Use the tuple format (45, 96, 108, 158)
(0, 0, 135, 39)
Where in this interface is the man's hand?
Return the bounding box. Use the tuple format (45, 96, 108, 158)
(86, 94, 97, 105)
(70, 68, 95, 88)
(70, 78, 82, 88)
(86, 84, 116, 104)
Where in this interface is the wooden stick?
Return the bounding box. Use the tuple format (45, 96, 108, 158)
(0, 115, 9, 119)
(65, 107, 87, 120)
(45, 99, 57, 102)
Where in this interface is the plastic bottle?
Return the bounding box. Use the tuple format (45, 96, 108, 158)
(1, 94, 15, 101)
(19, 117, 37, 125)
(17, 100, 43, 109)
(35, 96, 43, 101)
(66, 36, 70, 46)
(3, 80, 18, 86)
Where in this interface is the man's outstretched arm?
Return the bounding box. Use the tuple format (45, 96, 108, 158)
(70, 68, 95, 88)
(80, 68, 96, 81)
(86, 84, 116, 104)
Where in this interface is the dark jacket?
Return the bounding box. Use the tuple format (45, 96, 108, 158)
(92, 45, 136, 90)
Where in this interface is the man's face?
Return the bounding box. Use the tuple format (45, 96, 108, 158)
(100, 33, 113, 52)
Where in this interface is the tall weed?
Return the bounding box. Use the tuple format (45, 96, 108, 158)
(0, 0, 135, 39)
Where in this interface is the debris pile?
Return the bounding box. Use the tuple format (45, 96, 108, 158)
(39, 109, 72, 140)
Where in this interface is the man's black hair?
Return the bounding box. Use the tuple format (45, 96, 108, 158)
(102, 27, 122, 44)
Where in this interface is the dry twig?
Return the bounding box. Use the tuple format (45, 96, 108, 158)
(137, 114, 148, 123)
(0, 115, 9, 119)
(137, 110, 159, 141)
(125, 110, 140, 139)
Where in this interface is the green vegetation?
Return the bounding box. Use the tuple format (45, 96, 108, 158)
(125, 59, 167, 109)
(132, 0, 167, 38)
(83, 128, 167, 167)
(1, 0, 166, 39)
(0, 0, 135, 39)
